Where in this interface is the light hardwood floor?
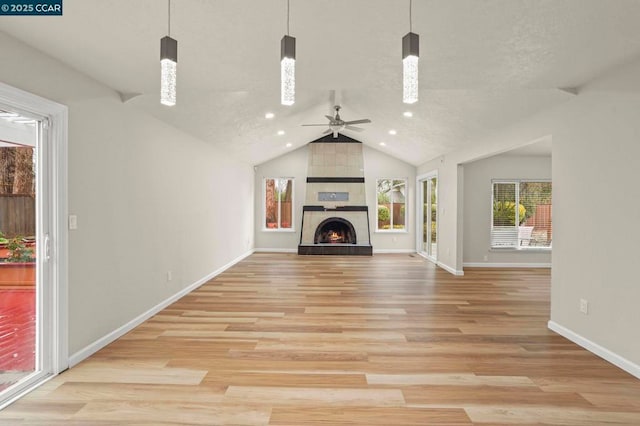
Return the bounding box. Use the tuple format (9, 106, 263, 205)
(1, 253, 639, 425)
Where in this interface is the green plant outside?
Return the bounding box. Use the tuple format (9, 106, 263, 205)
(381, 224, 406, 230)
(493, 201, 526, 226)
(5, 236, 34, 263)
(377, 205, 390, 222)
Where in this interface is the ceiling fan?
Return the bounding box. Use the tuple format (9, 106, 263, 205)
(302, 105, 371, 138)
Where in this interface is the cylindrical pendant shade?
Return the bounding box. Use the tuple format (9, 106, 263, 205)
(160, 36, 177, 106)
(402, 32, 419, 104)
(281, 35, 296, 106)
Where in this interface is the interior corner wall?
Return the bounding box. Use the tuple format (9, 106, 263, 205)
(364, 145, 416, 252)
(253, 146, 308, 251)
(462, 154, 552, 265)
(254, 143, 416, 252)
(417, 62, 640, 368)
(417, 156, 462, 273)
(0, 32, 255, 355)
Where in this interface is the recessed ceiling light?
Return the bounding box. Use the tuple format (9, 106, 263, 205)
(265, 112, 275, 119)
(286, 143, 292, 148)
(277, 130, 285, 135)
(379, 142, 386, 146)
(388, 129, 397, 135)
(403, 111, 413, 118)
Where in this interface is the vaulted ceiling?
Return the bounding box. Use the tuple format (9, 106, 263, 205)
(2, 0, 640, 165)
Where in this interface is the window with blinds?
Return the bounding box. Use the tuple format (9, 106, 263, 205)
(491, 180, 552, 249)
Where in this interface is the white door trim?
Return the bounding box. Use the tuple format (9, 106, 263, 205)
(0, 81, 68, 408)
(416, 171, 438, 262)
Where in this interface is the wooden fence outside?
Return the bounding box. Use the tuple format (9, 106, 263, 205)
(524, 204, 552, 241)
(0, 194, 36, 238)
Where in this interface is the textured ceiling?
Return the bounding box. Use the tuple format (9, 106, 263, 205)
(2, 0, 640, 165)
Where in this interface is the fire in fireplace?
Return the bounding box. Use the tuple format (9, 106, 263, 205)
(314, 217, 357, 244)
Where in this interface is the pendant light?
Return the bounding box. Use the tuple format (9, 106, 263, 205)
(281, 0, 296, 106)
(160, 0, 177, 106)
(402, 0, 419, 104)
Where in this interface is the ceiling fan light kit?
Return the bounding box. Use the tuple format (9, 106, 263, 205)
(302, 105, 371, 138)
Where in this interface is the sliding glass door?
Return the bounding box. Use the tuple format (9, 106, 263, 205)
(417, 173, 437, 260)
(0, 84, 67, 409)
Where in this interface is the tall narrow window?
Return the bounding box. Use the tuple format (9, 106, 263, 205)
(264, 178, 294, 230)
(376, 178, 407, 231)
(491, 180, 552, 249)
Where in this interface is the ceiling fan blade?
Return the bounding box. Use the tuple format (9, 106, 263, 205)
(345, 126, 364, 132)
(343, 119, 371, 125)
(323, 128, 333, 135)
(325, 115, 335, 121)
(302, 124, 330, 126)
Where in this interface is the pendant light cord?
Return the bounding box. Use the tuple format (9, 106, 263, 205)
(286, 0, 290, 35)
(168, 0, 171, 36)
(409, 0, 413, 32)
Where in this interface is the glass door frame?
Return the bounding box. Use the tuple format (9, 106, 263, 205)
(0, 82, 68, 409)
(416, 171, 438, 262)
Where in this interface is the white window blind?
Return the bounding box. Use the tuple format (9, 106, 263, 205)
(491, 180, 552, 249)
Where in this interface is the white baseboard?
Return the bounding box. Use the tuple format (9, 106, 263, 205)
(463, 262, 551, 268)
(548, 321, 640, 379)
(373, 248, 415, 254)
(253, 248, 297, 253)
(68, 249, 255, 368)
(437, 261, 464, 276)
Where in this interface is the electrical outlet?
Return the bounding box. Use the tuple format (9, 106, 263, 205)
(483, 255, 488, 261)
(167, 271, 172, 282)
(580, 298, 589, 314)
(68, 215, 78, 230)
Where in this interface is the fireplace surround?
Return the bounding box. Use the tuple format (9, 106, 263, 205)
(298, 134, 372, 255)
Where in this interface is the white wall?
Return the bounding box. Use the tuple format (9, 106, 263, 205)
(0, 33, 254, 356)
(254, 143, 416, 252)
(417, 59, 640, 370)
(365, 146, 416, 253)
(253, 145, 307, 250)
(463, 154, 552, 266)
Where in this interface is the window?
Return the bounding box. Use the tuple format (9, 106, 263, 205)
(376, 178, 407, 231)
(491, 180, 552, 249)
(264, 178, 294, 230)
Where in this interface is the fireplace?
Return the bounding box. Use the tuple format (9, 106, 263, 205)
(314, 218, 356, 244)
(298, 133, 372, 255)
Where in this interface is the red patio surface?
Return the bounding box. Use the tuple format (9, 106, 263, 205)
(0, 289, 35, 374)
